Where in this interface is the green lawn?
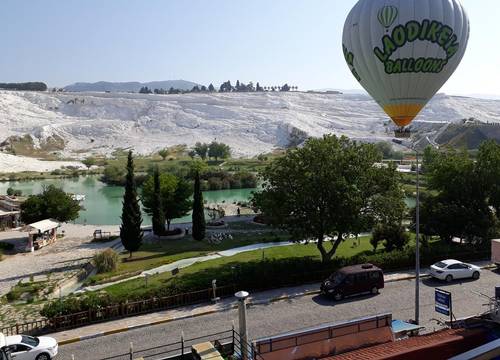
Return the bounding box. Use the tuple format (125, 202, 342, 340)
(104, 235, 373, 298)
(86, 230, 290, 285)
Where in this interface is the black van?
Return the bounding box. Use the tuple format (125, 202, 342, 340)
(320, 264, 384, 301)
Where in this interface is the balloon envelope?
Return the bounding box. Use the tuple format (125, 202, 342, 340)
(342, 0, 470, 127)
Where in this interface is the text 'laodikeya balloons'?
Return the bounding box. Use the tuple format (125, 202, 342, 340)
(342, 0, 470, 128)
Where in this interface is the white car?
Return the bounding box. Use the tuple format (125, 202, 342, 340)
(0, 333, 58, 360)
(429, 259, 481, 282)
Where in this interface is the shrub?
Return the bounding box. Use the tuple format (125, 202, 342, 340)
(41, 292, 115, 318)
(6, 188, 22, 196)
(93, 249, 119, 274)
(372, 224, 409, 252)
(370, 236, 380, 252)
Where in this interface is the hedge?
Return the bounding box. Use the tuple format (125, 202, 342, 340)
(41, 242, 490, 317)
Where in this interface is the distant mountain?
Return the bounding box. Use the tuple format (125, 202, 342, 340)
(64, 80, 201, 93)
(437, 123, 500, 149)
(0, 91, 499, 159)
(312, 88, 368, 95)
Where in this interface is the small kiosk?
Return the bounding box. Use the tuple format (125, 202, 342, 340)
(26, 219, 60, 252)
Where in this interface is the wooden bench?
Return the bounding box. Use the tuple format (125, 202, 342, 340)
(192, 342, 224, 360)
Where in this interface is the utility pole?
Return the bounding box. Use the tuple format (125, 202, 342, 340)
(415, 150, 420, 325)
(393, 137, 437, 325)
(235, 291, 249, 360)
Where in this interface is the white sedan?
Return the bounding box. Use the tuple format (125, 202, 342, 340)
(429, 259, 481, 282)
(0, 333, 58, 360)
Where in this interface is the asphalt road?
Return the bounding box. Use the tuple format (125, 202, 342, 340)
(59, 269, 500, 360)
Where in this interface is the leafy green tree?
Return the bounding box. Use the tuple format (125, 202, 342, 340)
(192, 171, 206, 241)
(219, 81, 232, 92)
(6, 187, 21, 196)
(158, 149, 169, 161)
(208, 141, 231, 161)
(151, 167, 166, 235)
(102, 164, 126, 185)
(252, 135, 403, 263)
(120, 151, 143, 257)
(370, 235, 380, 253)
(142, 173, 193, 230)
(476, 140, 500, 213)
(82, 156, 96, 170)
(20, 185, 81, 224)
(418, 147, 498, 244)
(422, 145, 439, 172)
(194, 142, 209, 160)
(371, 223, 409, 252)
(280, 83, 290, 91)
(188, 150, 197, 159)
(0, 82, 47, 91)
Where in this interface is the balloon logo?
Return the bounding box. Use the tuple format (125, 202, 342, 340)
(342, 0, 470, 134)
(378, 6, 398, 30)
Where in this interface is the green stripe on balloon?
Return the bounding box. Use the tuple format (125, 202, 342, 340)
(378, 5, 398, 28)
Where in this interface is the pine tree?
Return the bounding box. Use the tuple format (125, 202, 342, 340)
(120, 151, 143, 257)
(192, 171, 206, 241)
(208, 83, 215, 92)
(151, 166, 165, 236)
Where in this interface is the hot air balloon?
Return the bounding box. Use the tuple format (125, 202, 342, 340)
(342, 0, 470, 137)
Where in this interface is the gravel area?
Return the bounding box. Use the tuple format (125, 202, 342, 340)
(0, 224, 120, 296)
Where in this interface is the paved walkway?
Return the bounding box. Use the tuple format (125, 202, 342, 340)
(49, 261, 494, 345)
(83, 241, 295, 292)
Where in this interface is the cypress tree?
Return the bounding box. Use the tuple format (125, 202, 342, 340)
(152, 166, 166, 236)
(120, 151, 143, 257)
(192, 171, 206, 241)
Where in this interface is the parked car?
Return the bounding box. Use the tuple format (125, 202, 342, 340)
(320, 263, 384, 301)
(0, 333, 57, 360)
(429, 259, 481, 282)
(0, 335, 11, 360)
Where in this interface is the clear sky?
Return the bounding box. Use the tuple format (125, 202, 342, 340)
(1, 0, 498, 95)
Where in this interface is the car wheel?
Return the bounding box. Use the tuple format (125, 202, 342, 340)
(371, 286, 379, 295)
(36, 353, 51, 360)
(445, 274, 453, 283)
(334, 292, 343, 301)
(472, 271, 480, 280)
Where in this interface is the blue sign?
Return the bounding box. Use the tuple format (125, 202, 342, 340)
(435, 289, 452, 316)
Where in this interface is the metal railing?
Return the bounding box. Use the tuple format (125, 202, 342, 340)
(96, 328, 237, 360)
(1, 285, 236, 336)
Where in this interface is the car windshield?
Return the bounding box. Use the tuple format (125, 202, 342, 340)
(21, 335, 39, 347)
(434, 261, 448, 269)
(328, 272, 345, 284)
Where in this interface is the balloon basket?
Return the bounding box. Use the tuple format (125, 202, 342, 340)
(394, 128, 411, 139)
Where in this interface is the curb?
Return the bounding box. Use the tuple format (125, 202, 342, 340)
(57, 263, 494, 345)
(57, 308, 231, 345)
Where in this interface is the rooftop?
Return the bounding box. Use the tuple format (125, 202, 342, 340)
(322, 328, 488, 360)
(27, 219, 60, 232)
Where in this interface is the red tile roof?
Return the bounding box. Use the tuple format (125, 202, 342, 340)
(322, 328, 488, 360)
